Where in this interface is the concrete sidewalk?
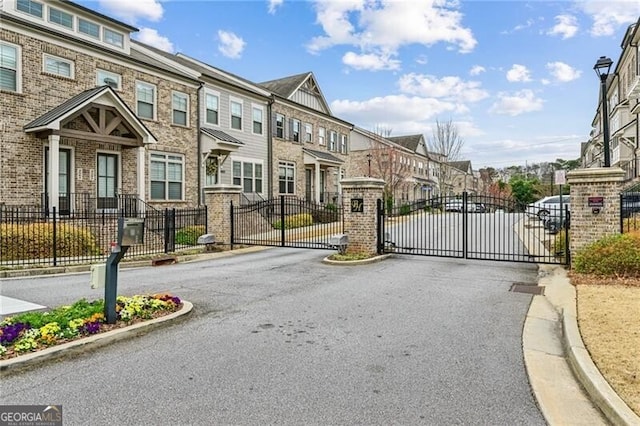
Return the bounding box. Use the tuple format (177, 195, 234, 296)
(525, 264, 640, 426)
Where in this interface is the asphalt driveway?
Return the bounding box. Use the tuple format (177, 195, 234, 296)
(0, 248, 545, 425)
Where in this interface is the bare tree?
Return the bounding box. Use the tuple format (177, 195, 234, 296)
(427, 119, 465, 194)
(367, 143, 413, 210)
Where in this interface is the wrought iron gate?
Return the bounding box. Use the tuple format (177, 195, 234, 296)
(231, 196, 343, 249)
(377, 193, 569, 265)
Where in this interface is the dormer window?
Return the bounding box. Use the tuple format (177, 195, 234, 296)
(79, 18, 100, 39)
(16, 0, 43, 18)
(49, 7, 73, 29)
(104, 28, 124, 48)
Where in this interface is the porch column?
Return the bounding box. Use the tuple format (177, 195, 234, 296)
(336, 166, 343, 196)
(137, 147, 146, 210)
(48, 134, 60, 213)
(315, 162, 321, 203)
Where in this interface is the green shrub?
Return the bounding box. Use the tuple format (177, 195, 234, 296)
(0, 223, 101, 261)
(273, 213, 313, 230)
(552, 229, 568, 257)
(573, 231, 640, 277)
(399, 204, 411, 216)
(11, 299, 104, 329)
(325, 203, 338, 212)
(175, 225, 206, 245)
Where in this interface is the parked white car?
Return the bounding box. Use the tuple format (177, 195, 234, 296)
(526, 195, 570, 220)
(444, 200, 476, 213)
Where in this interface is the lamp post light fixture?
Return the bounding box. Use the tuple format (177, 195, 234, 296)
(366, 153, 372, 177)
(594, 55, 613, 167)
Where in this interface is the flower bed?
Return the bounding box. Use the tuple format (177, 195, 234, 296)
(0, 294, 182, 360)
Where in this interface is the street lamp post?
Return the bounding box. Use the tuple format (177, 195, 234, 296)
(366, 153, 372, 177)
(594, 55, 613, 167)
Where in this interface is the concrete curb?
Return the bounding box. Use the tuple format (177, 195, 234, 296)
(562, 310, 640, 426)
(0, 301, 193, 376)
(322, 253, 392, 265)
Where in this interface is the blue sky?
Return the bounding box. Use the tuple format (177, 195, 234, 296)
(77, 0, 640, 169)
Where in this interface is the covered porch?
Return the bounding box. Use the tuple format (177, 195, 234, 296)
(303, 148, 344, 205)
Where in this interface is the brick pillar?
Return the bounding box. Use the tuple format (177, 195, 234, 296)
(340, 177, 385, 256)
(204, 185, 242, 245)
(567, 167, 625, 265)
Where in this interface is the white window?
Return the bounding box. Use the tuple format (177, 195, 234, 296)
(329, 131, 337, 151)
(205, 93, 219, 125)
(79, 19, 100, 38)
(252, 106, 263, 135)
(104, 28, 124, 48)
(43, 54, 73, 78)
(340, 134, 347, 154)
(136, 81, 156, 119)
(0, 42, 20, 92)
(16, 0, 42, 18)
(49, 7, 73, 29)
(305, 123, 312, 143)
(232, 160, 263, 193)
(172, 92, 188, 126)
(204, 157, 218, 186)
(292, 119, 301, 142)
(275, 113, 285, 138)
(278, 162, 295, 194)
(150, 153, 183, 200)
(230, 99, 242, 130)
(318, 127, 325, 145)
(96, 69, 121, 89)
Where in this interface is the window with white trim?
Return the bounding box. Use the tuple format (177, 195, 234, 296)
(278, 162, 295, 194)
(104, 28, 124, 48)
(16, 0, 42, 18)
(136, 81, 155, 119)
(318, 127, 325, 145)
(292, 119, 301, 142)
(150, 153, 183, 200)
(79, 18, 100, 38)
(205, 93, 219, 125)
(172, 92, 188, 126)
(49, 7, 73, 29)
(340, 134, 347, 154)
(230, 99, 242, 130)
(1, 42, 20, 92)
(329, 131, 337, 151)
(305, 123, 312, 143)
(96, 69, 121, 89)
(275, 113, 285, 138)
(252, 106, 263, 135)
(43, 54, 73, 78)
(232, 160, 263, 193)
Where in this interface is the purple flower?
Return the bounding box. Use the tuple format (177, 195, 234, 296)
(170, 296, 181, 305)
(0, 322, 31, 344)
(82, 322, 101, 334)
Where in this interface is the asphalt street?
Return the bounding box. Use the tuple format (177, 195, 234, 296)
(1, 248, 546, 425)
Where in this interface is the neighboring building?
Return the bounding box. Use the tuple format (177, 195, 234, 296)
(386, 134, 441, 200)
(259, 72, 353, 204)
(584, 18, 639, 181)
(1, 0, 200, 212)
(446, 161, 478, 195)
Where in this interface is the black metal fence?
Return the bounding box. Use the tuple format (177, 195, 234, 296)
(621, 182, 640, 233)
(378, 193, 569, 265)
(0, 205, 207, 268)
(231, 196, 343, 249)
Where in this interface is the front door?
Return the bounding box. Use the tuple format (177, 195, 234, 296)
(44, 147, 72, 214)
(97, 153, 118, 210)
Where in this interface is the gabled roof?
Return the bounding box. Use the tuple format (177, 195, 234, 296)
(260, 72, 332, 115)
(387, 134, 424, 152)
(447, 160, 472, 173)
(303, 148, 343, 165)
(24, 85, 157, 144)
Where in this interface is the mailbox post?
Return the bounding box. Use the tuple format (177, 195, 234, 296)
(104, 217, 144, 324)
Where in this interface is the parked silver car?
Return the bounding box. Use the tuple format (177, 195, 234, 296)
(526, 195, 570, 220)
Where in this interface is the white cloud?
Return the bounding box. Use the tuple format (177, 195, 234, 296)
(136, 28, 174, 52)
(546, 61, 581, 83)
(217, 30, 246, 59)
(501, 19, 535, 35)
(506, 64, 532, 82)
(97, 0, 163, 23)
(398, 73, 489, 103)
(342, 51, 401, 71)
(307, 0, 476, 70)
(469, 65, 485, 76)
(547, 14, 578, 39)
(490, 90, 543, 116)
(268, 0, 283, 14)
(578, 1, 640, 37)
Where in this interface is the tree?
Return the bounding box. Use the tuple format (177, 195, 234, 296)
(427, 119, 464, 194)
(367, 144, 413, 211)
(509, 176, 539, 206)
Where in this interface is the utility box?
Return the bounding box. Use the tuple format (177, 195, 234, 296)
(90, 264, 105, 289)
(121, 218, 144, 246)
(329, 234, 348, 254)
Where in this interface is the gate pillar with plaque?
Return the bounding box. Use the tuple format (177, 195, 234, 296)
(340, 177, 385, 256)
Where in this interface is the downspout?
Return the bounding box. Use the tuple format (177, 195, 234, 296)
(197, 82, 204, 206)
(267, 97, 274, 197)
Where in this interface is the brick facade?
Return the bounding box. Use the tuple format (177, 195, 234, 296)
(341, 177, 385, 256)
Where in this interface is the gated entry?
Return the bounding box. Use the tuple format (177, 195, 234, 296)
(231, 196, 344, 249)
(377, 193, 569, 265)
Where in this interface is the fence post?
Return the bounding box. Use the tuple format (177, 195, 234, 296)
(280, 195, 285, 247)
(52, 207, 57, 267)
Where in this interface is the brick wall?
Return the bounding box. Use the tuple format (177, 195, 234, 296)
(341, 177, 385, 256)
